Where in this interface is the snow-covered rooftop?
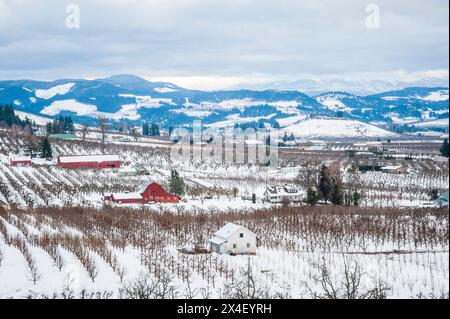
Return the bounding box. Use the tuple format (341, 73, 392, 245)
(112, 192, 143, 200)
(214, 223, 244, 239)
(266, 185, 304, 196)
(59, 155, 120, 163)
(9, 155, 32, 162)
(382, 165, 404, 170)
(209, 236, 227, 245)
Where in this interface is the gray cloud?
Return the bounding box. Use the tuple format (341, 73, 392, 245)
(0, 0, 448, 90)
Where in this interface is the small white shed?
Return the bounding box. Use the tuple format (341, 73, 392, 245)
(209, 223, 257, 255)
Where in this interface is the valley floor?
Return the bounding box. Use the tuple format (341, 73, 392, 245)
(0, 130, 448, 299)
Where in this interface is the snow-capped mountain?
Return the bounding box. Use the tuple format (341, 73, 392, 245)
(0, 75, 448, 133)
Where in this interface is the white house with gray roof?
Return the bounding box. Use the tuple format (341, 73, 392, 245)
(209, 223, 257, 255)
(264, 185, 305, 203)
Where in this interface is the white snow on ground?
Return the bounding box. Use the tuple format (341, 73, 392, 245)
(276, 115, 307, 127)
(418, 90, 449, 102)
(13, 100, 21, 106)
(41, 100, 97, 116)
(268, 101, 302, 115)
(14, 110, 53, 126)
(0, 127, 448, 299)
(206, 113, 277, 128)
(35, 83, 75, 100)
(98, 105, 141, 121)
(153, 87, 178, 93)
(382, 96, 406, 101)
(184, 98, 269, 111)
(40, 99, 143, 120)
(285, 119, 398, 138)
(411, 118, 449, 128)
(316, 96, 352, 112)
(268, 101, 299, 108)
(183, 99, 306, 114)
(170, 109, 213, 118)
(119, 94, 175, 108)
(388, 114, 421, 124)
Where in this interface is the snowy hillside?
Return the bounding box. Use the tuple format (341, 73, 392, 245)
(285, 119, 398, 138)
(410, 118, 449, 128)
(35, 83, 76, 100)
(0, 76, 448, 132)
(315, 92, 355, 113)
(14, 110, 53, 126)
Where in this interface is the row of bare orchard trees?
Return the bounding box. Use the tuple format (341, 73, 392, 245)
(0, 205, 448, 298)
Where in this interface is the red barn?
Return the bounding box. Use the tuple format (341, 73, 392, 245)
(10, 155, 32, 166)
(105, 183, 180, 204)
(58, 155, 121, 169)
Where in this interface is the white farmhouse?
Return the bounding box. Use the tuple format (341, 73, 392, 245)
(209, 223, 257, 255)
(264, 185, 305, 203)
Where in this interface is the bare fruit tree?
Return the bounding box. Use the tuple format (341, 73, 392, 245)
(98, 116, 108, 150)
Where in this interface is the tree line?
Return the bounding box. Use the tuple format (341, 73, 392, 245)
(142, 122, 160, 136)
(0, 104, 31, 128)
(46, 116, 75, 135)
(305, 164, 362, 207)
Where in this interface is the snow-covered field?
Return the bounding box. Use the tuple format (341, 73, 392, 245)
(284, 119, 398, 138)
(35, 83, 75, 100)
(0, 129, 448, 299)
(0, 206, 448, 299)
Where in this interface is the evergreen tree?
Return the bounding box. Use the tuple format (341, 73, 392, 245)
(149, 123, 160, 136)
(41, 137, 53, 159)
(252, 193, 256, 204)
(46, 122, 53, 135)
(169, 170, 185, 196)
(47, 115, 74, 134)
(440, 138, 449, 158)
(330, 177, 344, 205)
(352, 191, 362, 206)
(64, 116, 74, 133)
(305, 187, 319, 206)
(318, 165, 332, 203)
(428, 189, 439, 201)
(143, 122, 149, 136)
(0, 104, 28, 127)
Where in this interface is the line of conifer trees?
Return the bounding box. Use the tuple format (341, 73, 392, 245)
(0, 104, 30, 128)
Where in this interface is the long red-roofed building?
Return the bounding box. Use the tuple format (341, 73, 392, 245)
(9, 155, 32, 166)
(104, 182, 180, 204)
(58, 155, 121, 169)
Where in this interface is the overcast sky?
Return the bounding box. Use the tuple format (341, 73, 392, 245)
(0, 0, 448, 90)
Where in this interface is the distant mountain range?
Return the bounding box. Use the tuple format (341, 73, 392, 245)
(0, 75, 448, 133)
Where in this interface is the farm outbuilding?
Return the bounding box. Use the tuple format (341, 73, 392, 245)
(264, 185, 305, 203)
(58, 155, 121, 169)
(48, 134, 77, 140)
(381, 165, 407, 174)
(9, 155, 32, 166)
(105, 182, 180, 204)
(118, 163, 149, 177)
(209, 223, 257, 255)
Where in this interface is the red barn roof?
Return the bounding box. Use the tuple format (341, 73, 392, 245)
(105, 182, 179, 204)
